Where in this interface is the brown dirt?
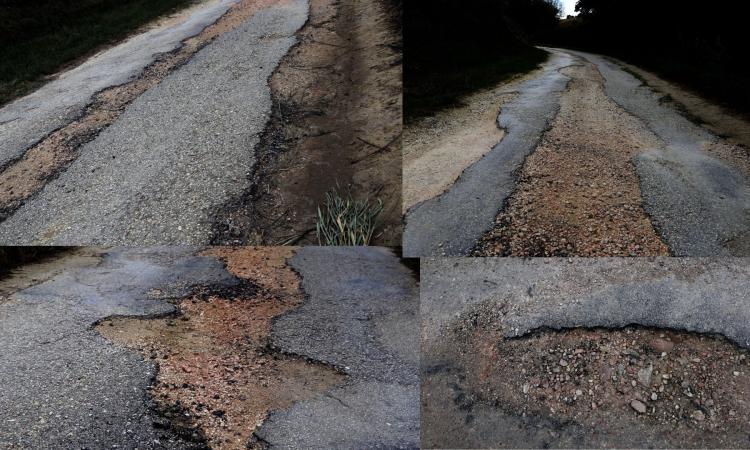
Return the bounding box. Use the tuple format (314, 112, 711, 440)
(0, 0, 283, 217)
(474, 62, 670, 257)
(96, 247, 345, 450)
(466, 325, 750, 447)
(212, 0, 402, 246)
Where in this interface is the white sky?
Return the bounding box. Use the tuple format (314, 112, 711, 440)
(560, 0, 578, 17)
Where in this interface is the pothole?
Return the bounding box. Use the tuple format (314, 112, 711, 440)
(96, 247, 346, 450)
(464, 325, 750, 444)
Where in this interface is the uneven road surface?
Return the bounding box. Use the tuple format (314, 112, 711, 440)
(404, 48, 750, 257)
(0, 0, 308, 245)
(421, 257, 750, 448)
(0, 247, 419, 449)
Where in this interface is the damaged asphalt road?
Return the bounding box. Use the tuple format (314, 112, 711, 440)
(0, 248, 238, 449)
(404, 47, 750, 257)
(0, 247, 419, 449)
(0, 0, 308, 245)
(256, 247, 420, 448)
(421, 257, 750, 448)
(404, 50, 575, 257)
(0, 0, 238, 169)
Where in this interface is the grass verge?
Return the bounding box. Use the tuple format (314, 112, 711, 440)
(0, 0, 196, 106)
(404, 45, 548, 123)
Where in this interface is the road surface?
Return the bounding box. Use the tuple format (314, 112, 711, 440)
(0, 0, 308, 245)
(404, 48, 750, 257)
(0, 247, 419, 449)
(421, 257, 750, 448)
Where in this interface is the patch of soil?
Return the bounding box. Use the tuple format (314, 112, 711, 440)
(96, 247, 345, 450)
(446, 320, 750, 448)
(463, 325, 750, 447)
(474, 63, 670, 257)
(211, 0, 402, 246)
(0, 0, 282, 219)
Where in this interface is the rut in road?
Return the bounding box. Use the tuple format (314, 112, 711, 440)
(475, 61, 669, 257)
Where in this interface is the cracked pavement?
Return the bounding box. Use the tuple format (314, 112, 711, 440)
(421, 257, 750, 448)
(404, 47, 750, 257)
(0, 0, 309, 245)
(0, 247, 419, 449)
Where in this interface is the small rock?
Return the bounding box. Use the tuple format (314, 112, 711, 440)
(631, 399, 647, 414)
(692, 410, 705, 421)
(522, 383, 529, 394)
(559, 359, 568, 367)
(651, 393, 658, 401)
(649, 338, 674, 353)
(637, 365, 653, 386)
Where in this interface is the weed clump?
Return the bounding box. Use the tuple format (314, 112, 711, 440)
(315, 185, 383, 246)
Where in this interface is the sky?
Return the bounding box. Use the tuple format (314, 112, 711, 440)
(560, 0, 578, 17)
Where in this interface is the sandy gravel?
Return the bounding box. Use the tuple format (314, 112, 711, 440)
(97, 247, 345, 450)
(402, 82, 525, 211)
(475, 62, 669, 256)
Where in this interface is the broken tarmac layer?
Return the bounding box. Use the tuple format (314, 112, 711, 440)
(404, 47, 750, 257)
(421, 257, 750, 448)
(0, 0, 309, 245)
(0, 247, 419, 449)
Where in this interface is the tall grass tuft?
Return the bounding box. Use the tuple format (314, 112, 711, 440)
(316, 185, 383, 246)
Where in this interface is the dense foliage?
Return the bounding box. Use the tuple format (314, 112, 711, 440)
(405, 0, 561, 120)
(549, 0, 750, 114)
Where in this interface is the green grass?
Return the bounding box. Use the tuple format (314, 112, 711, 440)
(404, 45, 548, 123)
(0, 0, 196, 106)
(315, 185, 383, 246)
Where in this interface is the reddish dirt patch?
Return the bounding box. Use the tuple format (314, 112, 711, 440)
(0, 0, 281, 216)
(212, 0, 402, 246)
(96, 247, 345, 450)
(467, 325, 750, 446)
(474, 63, 669, 257)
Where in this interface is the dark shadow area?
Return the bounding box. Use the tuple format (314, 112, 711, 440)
(0, 0, 195, 106)
(404, 0, 560, 122)
(0, 247, 68, 276)
(546, 0, 750, 115)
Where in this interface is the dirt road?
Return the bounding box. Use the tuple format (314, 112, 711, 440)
(0, 247, 418, 449)
(421, 257, 750, 448)
(404, 48, 750, 257)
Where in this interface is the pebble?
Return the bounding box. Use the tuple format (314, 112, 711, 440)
(651, 393, 658, 401)
(649, 338, 674, 353)
(631, 399, 647, 413)
(559, 359, 568, 367)
(637, 365, 653, 386)
(692, 410, 705, 421)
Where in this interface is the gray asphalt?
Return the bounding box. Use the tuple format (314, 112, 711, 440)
(255, 247, 420, 449)
(421, 257, 750, 448)
(0, 0, 308, 245)
(0, 248, 240, 449)
(0, 0, 238, 169)
(404, 48, 750, 257)
(403, 50, 575, 257)
(568, 50, 750, 256)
